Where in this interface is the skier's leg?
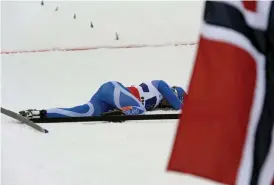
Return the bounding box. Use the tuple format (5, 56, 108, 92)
(45, 92, 112, 118)
(46, 102, 96, 118)
(20, 92, 109, 119)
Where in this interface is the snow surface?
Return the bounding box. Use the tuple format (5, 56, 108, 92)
(1, 1, 224, 185)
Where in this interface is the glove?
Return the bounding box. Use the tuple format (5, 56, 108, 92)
(101, 108, 125, 116)
(101, 108, 125, 123)
(158, 98, 172, 108)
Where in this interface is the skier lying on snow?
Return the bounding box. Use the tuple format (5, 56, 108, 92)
(19, 80, 186, 119)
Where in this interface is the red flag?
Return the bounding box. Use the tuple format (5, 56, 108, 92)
(167, 1, 274, 185)
(168, 36, 256, 185)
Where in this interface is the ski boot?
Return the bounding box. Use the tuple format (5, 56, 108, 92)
(19, 109, 47, 119)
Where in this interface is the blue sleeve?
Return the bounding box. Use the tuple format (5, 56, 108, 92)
(157, 80, 182, 110)
(121, 106, 145, 115)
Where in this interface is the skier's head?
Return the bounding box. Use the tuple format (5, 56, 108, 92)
(171, 86, 186, 102)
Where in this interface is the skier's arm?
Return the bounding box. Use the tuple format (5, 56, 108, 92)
(157, 80, 182, 110)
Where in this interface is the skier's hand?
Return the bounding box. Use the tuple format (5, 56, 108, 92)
(101, 108, 125, 116)
(159, 98, 172, 108)
(101, 108, 126, 122)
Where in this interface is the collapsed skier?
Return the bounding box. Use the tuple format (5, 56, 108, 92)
(19, 80, 186, 119)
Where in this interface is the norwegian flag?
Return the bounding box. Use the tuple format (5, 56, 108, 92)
(167, 1, 274, 185)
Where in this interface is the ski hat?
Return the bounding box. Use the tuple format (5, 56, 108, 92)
(172, 86, 186, 101)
